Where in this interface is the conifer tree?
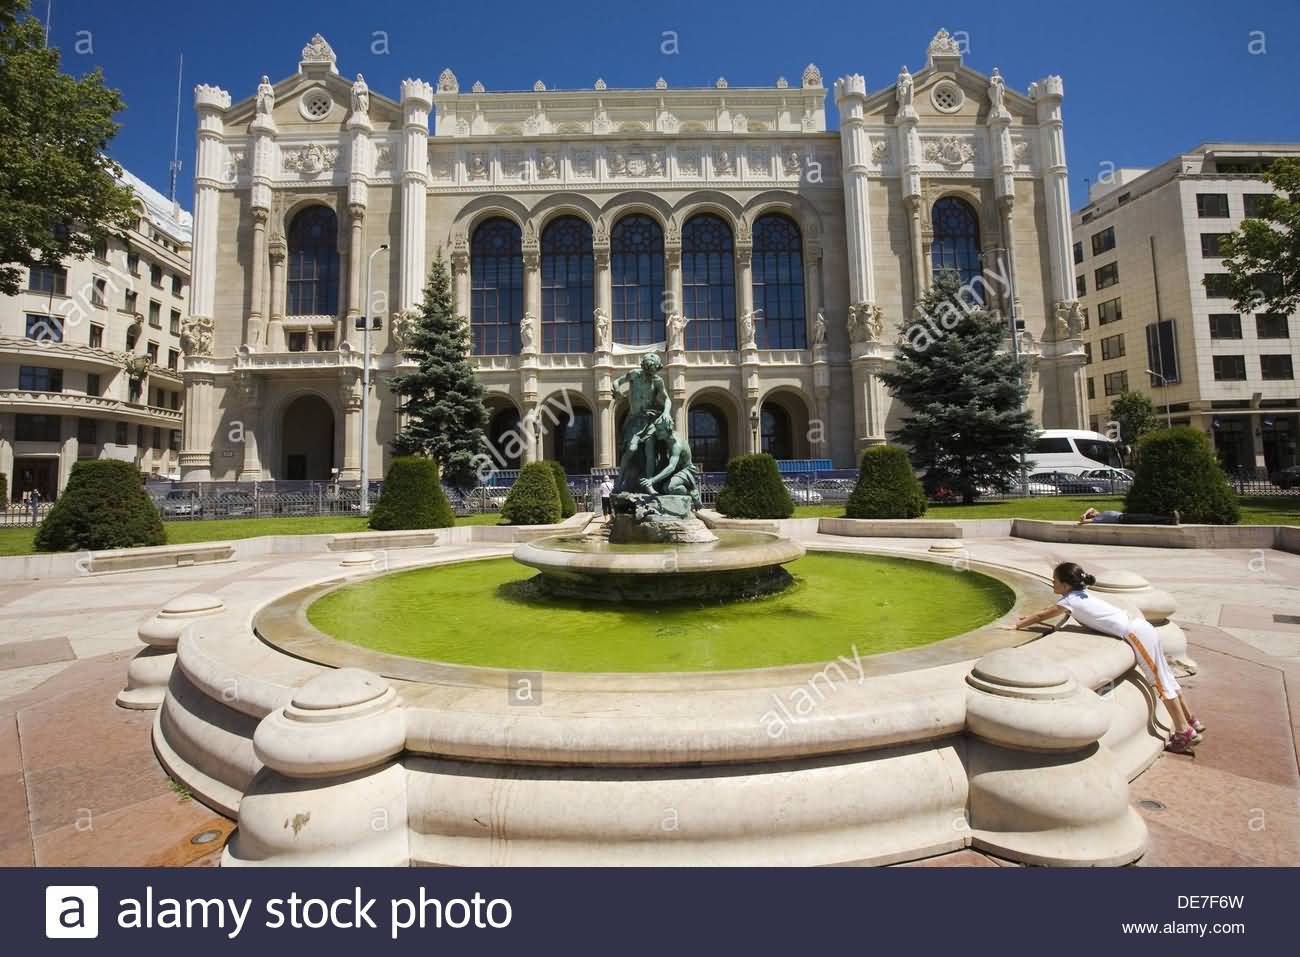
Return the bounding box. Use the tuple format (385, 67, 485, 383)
(389, 251, 488, 490)
(879, 271, 1036, 504)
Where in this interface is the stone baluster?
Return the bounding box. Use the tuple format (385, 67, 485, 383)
(224, 668, 409, 865)
(964, 645, 1146, 865)
(117, 594, 226, 710)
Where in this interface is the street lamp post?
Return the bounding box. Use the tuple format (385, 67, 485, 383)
(359, 244, 389, 516)
(1145, 369, 1173, 429)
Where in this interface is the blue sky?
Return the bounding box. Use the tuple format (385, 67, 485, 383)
(40, 0, 1300, 211)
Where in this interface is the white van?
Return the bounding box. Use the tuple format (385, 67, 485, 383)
(1028, 429, 1127, 474)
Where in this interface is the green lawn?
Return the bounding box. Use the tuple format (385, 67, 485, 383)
(793, 494, 1300, 526)
(0, 512, 503, 557)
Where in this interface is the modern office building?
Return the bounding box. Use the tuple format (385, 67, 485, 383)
(178, 30, 1088, 482)
(0, 170, 192, 502)
(1072, 142, 1300, 475)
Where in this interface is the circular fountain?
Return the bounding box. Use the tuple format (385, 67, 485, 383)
(512, 529, 805, 602)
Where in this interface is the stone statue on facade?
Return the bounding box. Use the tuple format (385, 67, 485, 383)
(895, 67, 913, 109)
(665, 312, 686, 351)
(519, 312, 536, 353)
(390, 308, 420, 351)
(594, 307, 610, 349)
(256, 75, 274, 116)
(989, 68, 1006, 112)
(180, 315, 214, 357)
(813, 309, 827, 346)
(1053, 300, 1084, 339)
(351, 73, 370, 116)
(715, 148, 733, 175)
(739, 312, 757, 349)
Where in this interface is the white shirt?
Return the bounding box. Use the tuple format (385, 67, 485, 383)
(1056, 589, 1136, 639)
(599, 480, 614, 497)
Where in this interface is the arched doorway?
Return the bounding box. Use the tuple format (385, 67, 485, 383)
(761, 404, 793, 460)
(281, 394, 334, 480)
(689, 403, 730, 473)
(487, 406, 522, 470)
(551, 404, 594, 475)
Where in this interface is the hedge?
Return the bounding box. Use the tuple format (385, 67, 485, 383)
(545, 461, 577, 518)
(502, 461, 562, 525)
(1125, 426, 1239, 525)
(846, 445, 927, 519)
(34, 459, 165, 552)
(368, 456, 455, 530)
(715, 453, 794, 519)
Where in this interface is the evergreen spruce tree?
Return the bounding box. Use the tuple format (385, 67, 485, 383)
(389, 251, 489, 491)
(879, 271, 1036, 504)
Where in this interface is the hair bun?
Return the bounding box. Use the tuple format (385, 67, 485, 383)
(1083, 573, 1096, 587)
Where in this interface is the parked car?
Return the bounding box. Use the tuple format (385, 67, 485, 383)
(327, 487, 362, 512)
(1077, 468, 1134, 490)
(811, 478, 856, 503)
(159, 489, 203, 517)
(1270, 465, 1300, 489)
(975, 477, 1056, 497)
(467, 486, 509, 511)
(212, 490, 257, 517)
(786, 486, 824, 505)
(273, 492, 314, 515)
(1029, 471, 1111, 495)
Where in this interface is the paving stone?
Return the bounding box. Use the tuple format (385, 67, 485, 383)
(0, 637, 75, 671)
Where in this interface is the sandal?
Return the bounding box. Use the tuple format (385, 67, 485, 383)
(1189, 716, 1206, 735)
(1165, 730, 1196, 754)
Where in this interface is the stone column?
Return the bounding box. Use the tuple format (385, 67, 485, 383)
(904, 197, 927, 301)
(236, 371, 262, 480)
(117, 595, 225, 710)
(595, 388, 615, 469)
(594, 241, 612, 327)
(894, 69, 925, 302)
(338, 370, 362, 480)
(399, 79, 433, 312)
(179, 372, 215, 481)
(451, 239, 471, 329)
(832, 74, 878, 315)
(247, 209, 269, 348)
(247, 107, 275, 349)
(266, 238, 287, 351)
(522, 240, 541, 348)
(224, 668, 409, 866)
(190, 85, 229, 348)
(346, 108, 372, 345)
(665, 244, 683, 329)
(1033, 75, 1075, 309)
(735, 243, 754, 348)
(345, 204, 365, 348)
(804, 241, 823, 347)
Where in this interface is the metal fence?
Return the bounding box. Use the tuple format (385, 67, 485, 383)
(4, 465, 1296, 529)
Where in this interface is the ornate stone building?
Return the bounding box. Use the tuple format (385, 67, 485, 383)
(180, 30, 1086, 482)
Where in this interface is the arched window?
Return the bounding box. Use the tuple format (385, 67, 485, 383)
(286, 206, 339, 316)
(930, 197, 983, 288)
(751, 213, 806, 349)
(681, 213, 736, 350)
(610, 213, 664, 346)
(470, 218, 523, 355)
(688, 403, 729, 473)
(553, 406, 594, 475)
(541, 216, 594, 353)
(761, 404, 793, 460)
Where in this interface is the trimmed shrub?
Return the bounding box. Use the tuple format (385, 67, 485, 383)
(545, 460, 577, 518)
(502, 461, 562, 525)
(1125, 427, 1239, 525)
(368, 456, 455, 530)
(34, 459, 164, 552)
(716, 453, 794, 519)
(846, 445, 927, 519)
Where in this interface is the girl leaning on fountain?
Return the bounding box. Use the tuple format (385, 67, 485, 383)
(1006, 561, 1206, 754)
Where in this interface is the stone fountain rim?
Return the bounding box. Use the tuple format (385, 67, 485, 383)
(512, 529, 806, 576)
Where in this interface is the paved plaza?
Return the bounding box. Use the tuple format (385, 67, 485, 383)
(0, 528, 1296, 867)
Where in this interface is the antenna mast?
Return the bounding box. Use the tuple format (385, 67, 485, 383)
(168, 53, 184, 208)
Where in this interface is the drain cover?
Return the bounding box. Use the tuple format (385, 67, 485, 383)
(1137, 799, 1166, 812)
(190, 829, 223, 845)
(1273, 614, 1300, 625)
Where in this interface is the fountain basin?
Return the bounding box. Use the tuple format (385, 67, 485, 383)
(512, 529, 805, 602)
